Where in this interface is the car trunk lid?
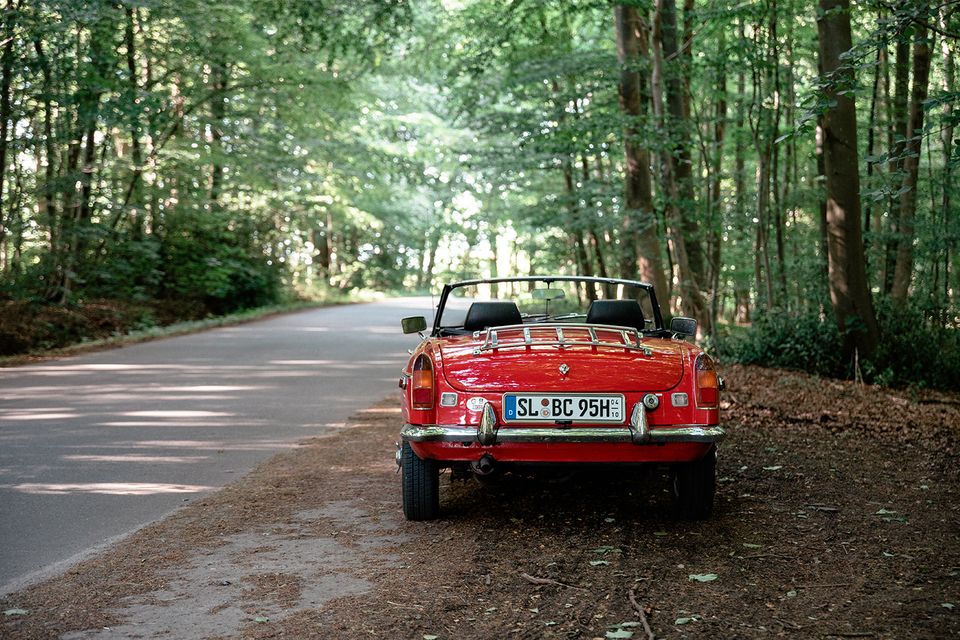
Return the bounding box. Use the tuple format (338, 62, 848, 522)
(438, 326, 685, 392)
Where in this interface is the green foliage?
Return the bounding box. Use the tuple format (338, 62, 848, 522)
(719, 305, 960, 391)
(158, 208, 282, 313)
(0, 0, 416, 337)
(865, 301, 960, 389)
(83, 237, 163, 303)
(0, 0, 956, 390)
(716, 310, 845, 378)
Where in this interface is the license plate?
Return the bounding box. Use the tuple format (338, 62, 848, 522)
(501, 394, 625, 423)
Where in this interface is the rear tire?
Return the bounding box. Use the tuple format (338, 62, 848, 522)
(401, 442, 439, 520)
(671, 446, 717, 520)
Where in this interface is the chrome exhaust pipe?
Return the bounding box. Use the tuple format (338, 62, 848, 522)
(472, 453, 497, 476)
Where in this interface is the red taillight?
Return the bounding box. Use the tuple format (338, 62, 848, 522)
(411, 354, 434, 409)
(696, 354, 719, 408)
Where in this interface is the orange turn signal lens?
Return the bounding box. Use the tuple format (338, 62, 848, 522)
(411, 355, 434, 409)
(695, 354, 720, 408)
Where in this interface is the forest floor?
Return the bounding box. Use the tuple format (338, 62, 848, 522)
(2, 364, 959, 640)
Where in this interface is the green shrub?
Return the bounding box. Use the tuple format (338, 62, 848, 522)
(158, 208, 281, 314)
(865, 300, 960, 389)
(717, 302, 960, 391)
(715, 309, 845, 377)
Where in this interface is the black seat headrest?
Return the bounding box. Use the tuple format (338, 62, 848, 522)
(586, 299, 645, 332)
(463, 301, 523, 332)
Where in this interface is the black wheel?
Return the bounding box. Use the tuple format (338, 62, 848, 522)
(671, 446, 717, 520)
(401, 442, 439, 520)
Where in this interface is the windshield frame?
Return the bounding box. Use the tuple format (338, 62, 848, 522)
(430, 276, 664, 337)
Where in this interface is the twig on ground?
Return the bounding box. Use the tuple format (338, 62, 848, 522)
(775, 617, 803, 630)
(628, 586, 656, 640)
(825, 632, 875, 638)
(518, 572, 586, 590)
(739, 553, 792, 560)
(797, 582, 852, 588)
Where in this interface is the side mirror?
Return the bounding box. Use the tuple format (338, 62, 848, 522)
(670, 316, 698, 337)
(401, 316, 427, 335)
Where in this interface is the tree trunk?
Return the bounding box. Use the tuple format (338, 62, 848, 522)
(653, 0, 709, 333)
(890, 15, 931, 306)
(769, 0, 787, 303)
(660, 0, 705, 286)
(747, 8, 777, 309)
(884, 37, 910, 294)
(939, 5, 955, 303)
(313, 213, 332, 282)
(8, 149, 22, 273)
(488, 229, 499, 298)
(122, 7, 144, 231)
(734, 19, 748, 315)
(562, 159, 596, 300)
(209, 63, 228, 205)
(863, 35, 882, 261)
(708, 28, 726, 326)
(0, 0, 18, 261)
(574, 232, 595, 292)
(61, 11, 115, 302)
(816, 117, 829, 286)
(423, 231, 438, 291)
(873, 40, 890, 286)
(816, 0, 880, 359)
(614, 4, 668, 306)
(33, 38, 57, 266)
(756, 149, 774, 307)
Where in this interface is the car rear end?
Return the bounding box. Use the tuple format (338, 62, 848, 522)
(399, 319, 724, 520)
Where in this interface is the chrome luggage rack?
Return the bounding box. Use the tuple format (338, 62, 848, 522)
(471, 323, 653, 356)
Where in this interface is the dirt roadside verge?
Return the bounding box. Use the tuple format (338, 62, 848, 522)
(0, 299, 356, 367)
(2, 364, 958, 639)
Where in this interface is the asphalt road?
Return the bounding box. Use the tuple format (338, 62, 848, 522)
(0, 298, 432, 595)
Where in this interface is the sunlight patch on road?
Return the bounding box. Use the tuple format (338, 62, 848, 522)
(7, 364, 188, 373)
(109, 439, 301, 451)
(61, 454, 209, 463)
(352, 325, 398, 334)
(123, 410, 234, 418)
(245, 370, 314, 378)
(149, 385, 264, 392)
(0, 412, 79, 421)
(100, 421, 253, 428)
(5, 482, 213, 495)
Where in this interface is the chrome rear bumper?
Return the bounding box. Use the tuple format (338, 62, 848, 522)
(401, 402, 725, 446)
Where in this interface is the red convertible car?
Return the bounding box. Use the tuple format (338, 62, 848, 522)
(397, 276, 724, 520)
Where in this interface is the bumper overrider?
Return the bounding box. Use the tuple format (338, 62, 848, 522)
(401, 402, 725, 447)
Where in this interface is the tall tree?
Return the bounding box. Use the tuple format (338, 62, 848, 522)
(884, 35, 910, 294)
(890, 8, 932, 306)
(0, 0, 21, 260)
(938, 4, 955, 302)
(816, 0, 880, 358)
(654, 0, 709, 332)
(614, 4, 668, 306)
